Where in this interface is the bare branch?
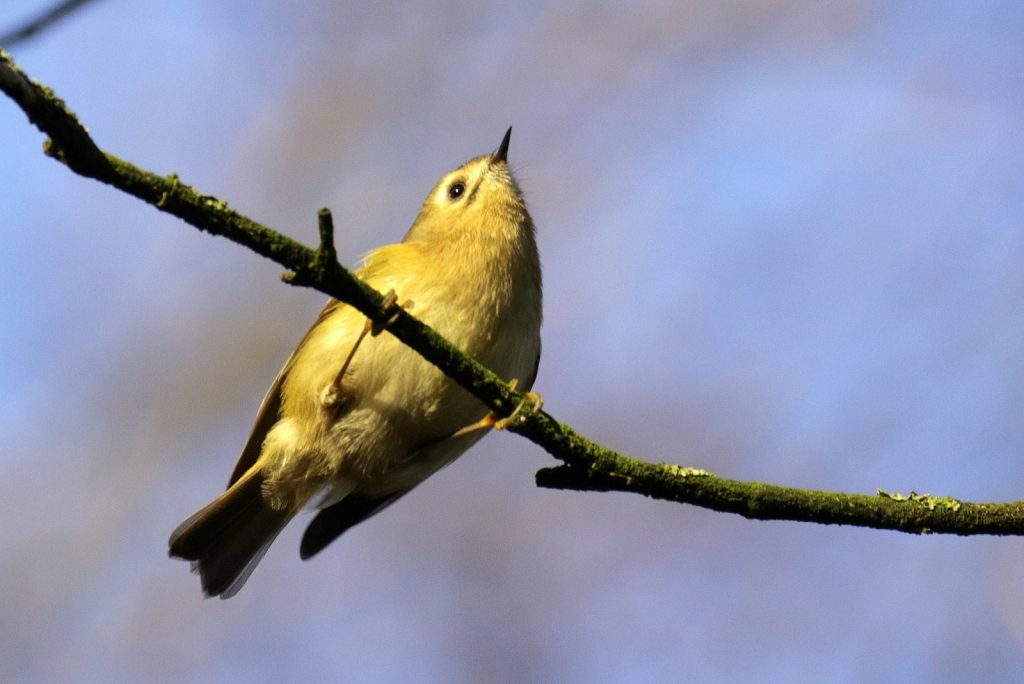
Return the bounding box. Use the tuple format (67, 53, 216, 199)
(3, 49, 1023, 537)
(0, 0, 100, 49)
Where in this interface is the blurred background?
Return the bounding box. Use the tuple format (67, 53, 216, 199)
(3, 1, 1024, 681)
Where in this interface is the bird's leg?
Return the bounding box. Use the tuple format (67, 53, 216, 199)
(321, 289, 413, 410)
(494, 388, 544, 430)
(320, 323, 371, 410)
(370, 289, 413, 337)
(449, 379, 544, 439)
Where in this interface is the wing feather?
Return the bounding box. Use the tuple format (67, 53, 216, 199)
(226, 298, 343, 486)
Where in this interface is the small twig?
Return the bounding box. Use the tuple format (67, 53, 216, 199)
(0, 0, 100, 49)
(316, 207, 337, 266)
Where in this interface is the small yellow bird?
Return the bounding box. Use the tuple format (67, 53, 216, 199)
(169, 129, 542, 597)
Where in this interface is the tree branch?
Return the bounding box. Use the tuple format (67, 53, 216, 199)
(0, 0, 100, 49)
(4, 49, 1023, 536)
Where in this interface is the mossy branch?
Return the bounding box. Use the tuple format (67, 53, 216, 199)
(4, 49, 1024, 536)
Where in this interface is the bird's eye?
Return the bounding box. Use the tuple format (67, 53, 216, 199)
(448, 182, 465, 200)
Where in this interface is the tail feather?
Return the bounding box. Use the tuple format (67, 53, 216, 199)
(169, 469, 292, 598)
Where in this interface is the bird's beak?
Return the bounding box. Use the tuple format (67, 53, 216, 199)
(491, 127, 512, 165)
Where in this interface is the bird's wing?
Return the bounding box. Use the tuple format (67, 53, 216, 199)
(226, 298, 344, 487)
(525, 342, 541, 390)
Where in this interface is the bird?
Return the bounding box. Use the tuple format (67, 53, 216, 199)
(168, 128, 542, 598)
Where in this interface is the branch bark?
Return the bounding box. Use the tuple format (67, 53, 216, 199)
(4, 49, 1023, 536)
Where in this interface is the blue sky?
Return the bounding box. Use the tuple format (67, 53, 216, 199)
(3, 1, 1024, 681)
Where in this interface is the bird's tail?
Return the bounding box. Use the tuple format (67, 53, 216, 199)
(168, 468, 292, 598)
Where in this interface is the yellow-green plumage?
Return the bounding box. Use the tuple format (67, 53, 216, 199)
(169, 129, 542, 598)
